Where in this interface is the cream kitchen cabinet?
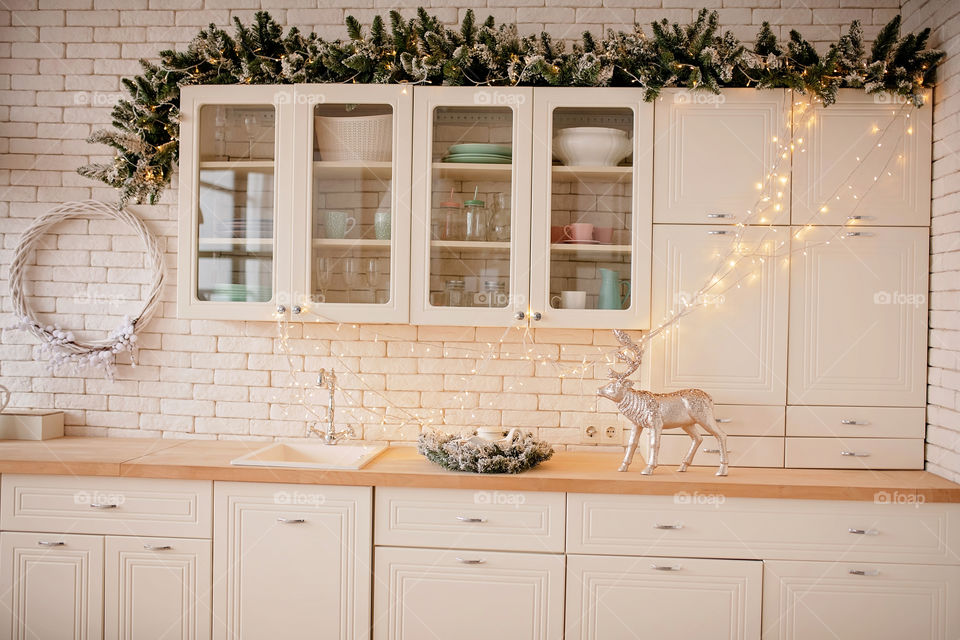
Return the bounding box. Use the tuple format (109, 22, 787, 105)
(178, 84, 413, 323)
(213, 482, 372, 640)
(791, 90, 932, 227)
(762, 560, 960, 640)
(654, 88, 791, 226)
(411, 86, 653, 328)
(374, 546, 565, 640)
(786, 235, 929, 408)
(648, 225, 788, 405)
(0, 474, 213, 640)
(0, 531, 104, 640)
(566, 554, 762, 640)
(104, 536, 211, 640)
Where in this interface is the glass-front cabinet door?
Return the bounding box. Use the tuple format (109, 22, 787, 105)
(178, 85, 294, 320)
(292, 85, 413, 323)
(410, 87, 533, 325)
(529, 88, 652, 329)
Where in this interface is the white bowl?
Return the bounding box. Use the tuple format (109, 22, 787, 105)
(553, 127, 632, 166)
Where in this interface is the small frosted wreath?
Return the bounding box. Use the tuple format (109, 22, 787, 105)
(9, 200, 165, 379)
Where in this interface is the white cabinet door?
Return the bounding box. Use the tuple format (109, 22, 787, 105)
(177, 85, 296, 321)
(787, 226, 928, 406)
(0, 531, 103, 640)
(648, 225, 788, 404)
(567, 554, 761, 640)
(104, 536, 211, 640)
(529, 87, 653, 329)
(762, 561, 960, 640)
(654, 88, 790, 225)
(213, 482, 372, 640)
(791, 89, 932, 226)
(291, 84, 413, 324)
(410, 86, 533, 326)
(374, 547, 564, 640)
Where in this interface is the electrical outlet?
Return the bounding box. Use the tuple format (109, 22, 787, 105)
(580, 424, 600, 443)
(600, 425, 622, 444)
(580, 424, 621, 444)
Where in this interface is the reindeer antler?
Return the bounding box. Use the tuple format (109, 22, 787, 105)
(608, 329, 644, 380)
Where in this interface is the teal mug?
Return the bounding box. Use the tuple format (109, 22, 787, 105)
(598, 268, 630, 310)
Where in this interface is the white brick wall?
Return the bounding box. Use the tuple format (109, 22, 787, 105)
(1, 2, 953, 463)
(903, 0, 960, 482)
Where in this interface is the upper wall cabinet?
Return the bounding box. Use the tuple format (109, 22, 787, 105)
(788, 226, 928, 407)
(410, 86, 534, 326)
(178, 84, 413, 323)
(654, 88, 790, 225)
(792, 89, 932, 226)
(529, 88, 653, 329)
(647, 224, 788, 405)
(178, 85, 295, 321)
(291, 85, 413, 324)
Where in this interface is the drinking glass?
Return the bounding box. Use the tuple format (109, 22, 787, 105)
(364, 258, 381, 304)
(313, 257, 331, 302)
(243, 114, 259, 159)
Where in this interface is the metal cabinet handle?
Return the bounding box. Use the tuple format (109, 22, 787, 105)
(843, 231, 874, 238)
(143, 544, 172, 551)
(841, 450, 871, 457)
(840, 419, 870, 425)
(704, 448, 724, 454)
(292, 305, 302, 315)
(38, 541, 64, 547)
(707, 230, 729, 235)
(531, 311, 542, 321)
(715, 418, 732, 423)
(848, 528, 879, 536)
(706, 213, 731, 218)
(514, 311, 525, 320)
(276, 305, 286, 313)
(276, 517, 305, 524)
(651, 564, 682, 571)
(90, 503, 118, 509)
(456, 558, 485, 564)
(456, 516, 486, 523)
(846, 215, 873, 221)
(849, 569, 880, 576)
(653, 523, 682, 530)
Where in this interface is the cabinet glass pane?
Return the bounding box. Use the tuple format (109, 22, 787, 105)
(428, 106, 513, 309)
(311, 103, 394, 305)
(196, 104, 276, 303)
(548, 107, 633, 311)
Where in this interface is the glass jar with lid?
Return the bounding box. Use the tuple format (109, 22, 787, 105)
(444, 279, 466, 307)
(464, 188, 488, 242)
(437, 189, 463, 241)
(473, 280, 507, 307)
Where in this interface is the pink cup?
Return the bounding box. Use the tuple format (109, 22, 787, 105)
(564, 223, 594, 242)
(593, 226, 613, 244)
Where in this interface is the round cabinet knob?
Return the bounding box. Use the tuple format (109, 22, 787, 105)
(531, 312, 542, 321)
(292, 305, 302, 315)
(276, 304, 286, 313)
(514, 311, 525, 320)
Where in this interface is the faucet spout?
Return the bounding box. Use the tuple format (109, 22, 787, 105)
(311, 368, 353, 444)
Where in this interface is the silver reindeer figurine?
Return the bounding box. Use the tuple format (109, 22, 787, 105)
(598, 330, 729, 476)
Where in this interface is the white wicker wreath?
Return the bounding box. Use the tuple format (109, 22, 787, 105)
(9, 200, 165, 378)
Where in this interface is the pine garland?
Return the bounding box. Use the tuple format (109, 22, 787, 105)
(79, 9, 944, 204)
(417, 429, 555, 474)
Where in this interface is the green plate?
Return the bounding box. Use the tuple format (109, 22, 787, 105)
(442, 154, 512, 164)
(447, 143, 512, 156)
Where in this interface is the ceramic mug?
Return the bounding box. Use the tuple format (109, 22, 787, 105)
(374, 211, 391, 240)
(563, 222, 594, 243)
(325, 210, 357, 239)
(551, 290, 587, 309)
(593, 226, 614, 244)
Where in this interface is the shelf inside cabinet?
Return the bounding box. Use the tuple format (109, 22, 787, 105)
(550, 243, 631, 253)
(432, 162, 512, 182)
(199, 237, 272, 248)
(199, 160, 275, 171)
(312, 161, 393, 180)
(313, 239, 391, 248)
(551, 165, 632, 182)
(430, 240, 512, 251)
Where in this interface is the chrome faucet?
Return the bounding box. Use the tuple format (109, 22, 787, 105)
(308, 368, 354, 444)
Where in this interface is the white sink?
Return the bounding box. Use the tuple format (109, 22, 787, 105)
(230, 442, 388, 470)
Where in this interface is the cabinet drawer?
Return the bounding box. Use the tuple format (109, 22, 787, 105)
(786, 406, 925, 438)
(374, 546, 564, 640)
(1, 474, 212, 538)
(567, 554, 761, 640)
(568, 494, 960, 564)
(640, 435, 784, 468)
(375, 487, 565, 552)
(785, 437, 923, 469)
(714, 405, 785, 436)
(763, 560, 960, 640)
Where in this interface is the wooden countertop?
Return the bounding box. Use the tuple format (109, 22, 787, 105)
(0, 437, 958, 502)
